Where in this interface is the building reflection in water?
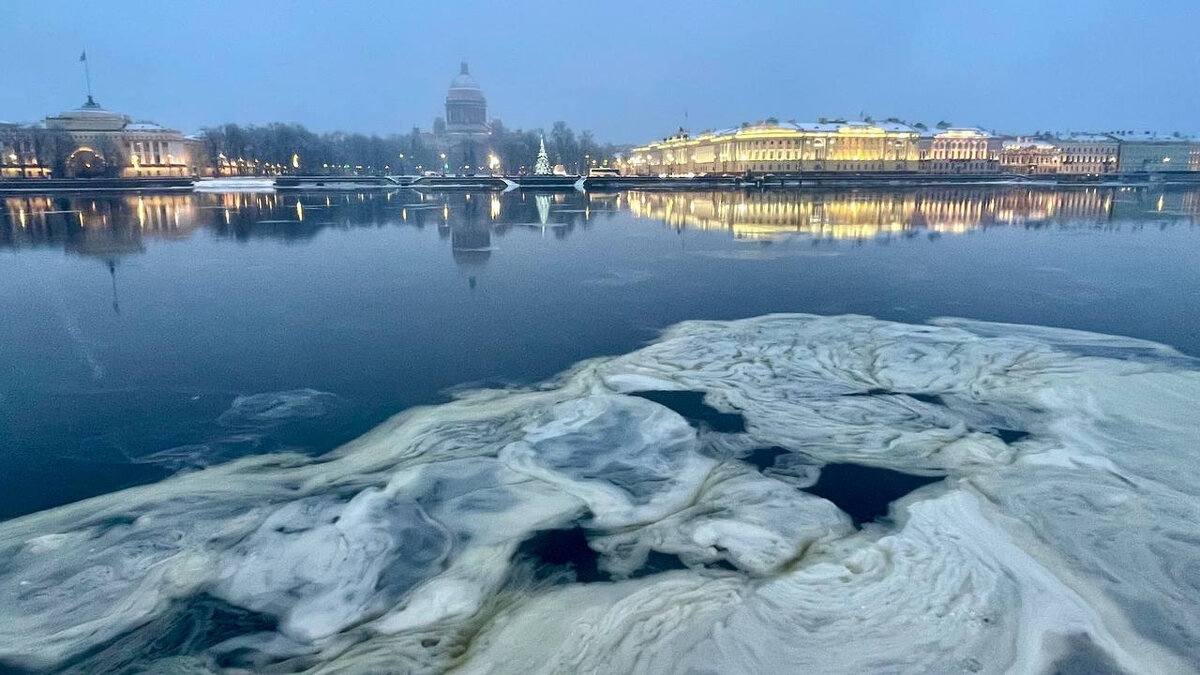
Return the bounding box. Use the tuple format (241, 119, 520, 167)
(625, 187, 1198, 241)
(2, 187, 1196, 271)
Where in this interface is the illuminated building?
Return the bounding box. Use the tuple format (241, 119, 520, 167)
(1, 121, 52, 178)
(1054, 134, 1119, 175)
(627, 120, 920, 176)
(40, 96, 201, 177)
(916, 128, 1001, 174)
(630, 120, 1200, 177)
(999, 138, 1061, 174)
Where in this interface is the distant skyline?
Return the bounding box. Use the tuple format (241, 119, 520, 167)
(3, 0, 1198, 142)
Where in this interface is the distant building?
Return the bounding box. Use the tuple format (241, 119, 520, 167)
(1, 97, 201, 178)
(1053, 134, 1119, 175)
(439, 62, 493, 174)
(917, 128, 1002, 174)
(43, 96, 201, 177)
(627, 120, 920, 176)
(1110, 131, 1197, 173)
(1000, 138, 1061, 174)
(409, 63, 496, 175)
(1, 121, 51, 178)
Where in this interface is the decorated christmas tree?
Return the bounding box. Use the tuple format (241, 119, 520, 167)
(534, 136, 552, 175)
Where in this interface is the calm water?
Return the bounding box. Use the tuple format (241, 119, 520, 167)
(2, 186, 1198, 520)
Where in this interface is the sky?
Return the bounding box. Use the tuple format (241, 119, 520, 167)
(2, 0, 1198, 143)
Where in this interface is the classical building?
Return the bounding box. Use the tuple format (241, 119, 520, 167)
(916, 128, 1002, 174)
(627, 120, 920, 176)
(1, 121, 51, 178)
(415, 63, 496, 175)
(1, 97, 202, 178)
(42, 96, 200, 177)
(1054, 134, 1119, 175)
(1110, 131, 1197, 173)
(999, 138, 1062, 174)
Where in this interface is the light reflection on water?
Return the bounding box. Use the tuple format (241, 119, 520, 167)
(4, 186, 1198, 255)
(0, 186, 1198, 519)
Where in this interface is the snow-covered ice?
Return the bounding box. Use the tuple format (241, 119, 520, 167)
(0, 314, 1197, 673)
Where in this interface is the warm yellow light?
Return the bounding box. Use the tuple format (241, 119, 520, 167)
(292, 153, 300, 169)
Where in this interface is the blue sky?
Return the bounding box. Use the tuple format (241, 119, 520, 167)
(2, 0, 1197, 142)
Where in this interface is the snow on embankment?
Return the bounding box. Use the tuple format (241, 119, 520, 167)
(193, 177, 275, 193)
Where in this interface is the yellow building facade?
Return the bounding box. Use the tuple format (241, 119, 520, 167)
(43, 98, 199, 177)
(627, 121, 920, 176)
(917, 128, 1002, 173)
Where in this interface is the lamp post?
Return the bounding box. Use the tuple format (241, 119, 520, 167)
(440, 153, 447, 176)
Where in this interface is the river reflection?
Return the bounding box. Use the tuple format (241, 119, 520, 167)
(1, 185, 1199, 519)
(626, 187, 1200, 240)
(3, 187, 1197, 262)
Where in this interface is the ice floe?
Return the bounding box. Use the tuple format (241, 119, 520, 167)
(0, 314, 1197, 673)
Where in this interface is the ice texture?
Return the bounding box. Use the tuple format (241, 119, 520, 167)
(0, 314, 1197, 673)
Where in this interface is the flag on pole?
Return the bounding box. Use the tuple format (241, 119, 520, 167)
(80, 51, 87, 62)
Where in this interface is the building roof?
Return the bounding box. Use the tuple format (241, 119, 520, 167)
(1106, 130, 1195, 143)
(446, 62, 485, 103)
(125, 122, 170, 132)
(45, 97, 131, 131)
(922, 126, 996, 139)
(633, 119, 922, 151)
(1003, 139, 1057, 150)
(1054, 133, 1116, 142)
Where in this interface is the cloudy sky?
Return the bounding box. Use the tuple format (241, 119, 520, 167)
(3, 0, 1197, 142)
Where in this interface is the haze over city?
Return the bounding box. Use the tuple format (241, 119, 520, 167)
(3, 0, 1199, 141)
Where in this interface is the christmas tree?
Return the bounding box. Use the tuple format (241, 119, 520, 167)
(534, 136, 552, 175)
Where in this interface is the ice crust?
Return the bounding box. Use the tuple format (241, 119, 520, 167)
(0, 314, 1197, 673)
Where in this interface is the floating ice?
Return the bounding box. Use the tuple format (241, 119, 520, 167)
(0, 314, 1197, 673)
(216, 388, 343, 429)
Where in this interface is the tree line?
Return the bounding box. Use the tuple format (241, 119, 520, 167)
(195, 120, 627, 175)
(1, 120, 628, 177)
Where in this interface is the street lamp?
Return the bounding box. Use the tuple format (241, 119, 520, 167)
(440, 153, 447, 176)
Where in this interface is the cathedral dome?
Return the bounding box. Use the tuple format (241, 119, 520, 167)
(447, 62, 485, 103)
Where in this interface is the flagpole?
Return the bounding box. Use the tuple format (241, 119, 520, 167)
(81, 50, 92, 101)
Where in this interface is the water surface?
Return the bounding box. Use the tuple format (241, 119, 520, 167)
(2, 186, 1198, 518)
